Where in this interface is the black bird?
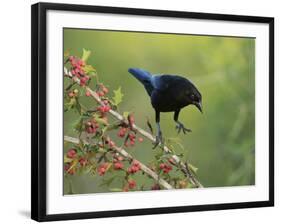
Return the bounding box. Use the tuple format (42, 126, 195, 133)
(128, 68, 202, 146)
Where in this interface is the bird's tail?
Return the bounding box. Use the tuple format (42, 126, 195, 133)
(128, 68, 154, 96)
(128, 68, 152, 84)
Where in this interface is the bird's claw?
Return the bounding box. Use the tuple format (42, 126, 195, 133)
(175, 123, 192, 134)
(153, 132, 163, 149)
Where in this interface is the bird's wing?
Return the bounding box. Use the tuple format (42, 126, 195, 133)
(152, 75, 186, 92)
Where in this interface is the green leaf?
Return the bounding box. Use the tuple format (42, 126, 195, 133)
(64, 155, 73, 163)
(166, 137, 184, 151)
(93, 114, 108, 126)
(81, 48, 91, 62)
(112, 87, 124, 106)
(83, 64, 96, 74)
(123, 111, 130, 118)
(73, 117, 83, 132)
(64, 49, 70, 58)
(188, 163, 198, 173)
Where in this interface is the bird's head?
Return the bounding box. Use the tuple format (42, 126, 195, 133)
(185, 84, 203, 113)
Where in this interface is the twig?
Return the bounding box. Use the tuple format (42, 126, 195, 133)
(64, 67, 203, 188)
(64, 135, 173, 190)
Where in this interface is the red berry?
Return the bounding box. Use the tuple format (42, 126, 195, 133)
(68, 92, 74, 97)
(128, 179, 136, 189)
(67, 149, 77, 159)
(105, 105, 111, 112)
(78, 59, 85, 66)
(80, 76, 87, 83)
(75, 68, 80, 74)
(79, 158, 87, 166)
(113, 162, 123, 170)
(98, 163, 109, 176)
(129, 133, 135, 140)
(98, 91, 105, 97)
(138, 137, 143, 142)
(102, 87, 109, 94)
(98, 167, 106, 175)
(159, 163, 166, 169)
(69, 56, 74, 62)
(109, 140, 115, 148)
(85, 90, 91, 97)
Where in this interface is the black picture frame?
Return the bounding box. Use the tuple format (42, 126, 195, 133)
(31, 2, 274, 222)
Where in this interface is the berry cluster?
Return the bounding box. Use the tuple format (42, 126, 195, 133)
(97, 99, 111, 113)
(64, 148, 89, 175)
(97, 105, 111, 113)
(85, 119, 99, 134)
(104, 137, 116, 148)
(68, 56, 89, 86)
(97, 84, 109, 97)
(159, 163, 173, 174)
(117, 115, 143, 147)
(98, 162, 110, 176)
(127, 160, 141, 174)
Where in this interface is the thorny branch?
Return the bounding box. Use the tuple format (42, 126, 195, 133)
(64, 135, 173, 190)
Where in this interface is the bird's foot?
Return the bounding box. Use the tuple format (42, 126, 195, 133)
(175, 122, 192, 134)
(153, 132, 163, 149)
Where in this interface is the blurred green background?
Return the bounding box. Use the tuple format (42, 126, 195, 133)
(63, 28, 255, 194)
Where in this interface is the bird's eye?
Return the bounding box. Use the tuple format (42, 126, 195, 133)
(190, 94, 195, 100)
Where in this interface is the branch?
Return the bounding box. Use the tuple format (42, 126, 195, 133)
(64, 67, 203, 188)
(64, 135, 173, 190)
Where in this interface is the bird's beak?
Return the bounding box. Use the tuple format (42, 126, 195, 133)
(194, 101, 203, 113)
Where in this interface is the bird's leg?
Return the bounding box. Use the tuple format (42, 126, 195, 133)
(153, 110, 163, 148)
(174, 109, 192, 134)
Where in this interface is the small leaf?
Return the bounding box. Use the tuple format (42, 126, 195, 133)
(73, 117, 83, 132)
(81, 48, 91, 62)
(64, 49, 70, 58)
(83, 64, 96, 74)
(188, 163, 198, 173)
(64, 155, 72, 163)
(93, 114, 109, 126)
(105, 123, 120, 131)
(112, 87, 124, 106)
(166, 137, 184, 151)
(123, 111, 130, 119)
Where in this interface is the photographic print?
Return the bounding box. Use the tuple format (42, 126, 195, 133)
(63, 28, 255, 194)
(32, 3, 273, 221)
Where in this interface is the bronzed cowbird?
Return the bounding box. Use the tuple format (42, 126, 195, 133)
(128, 68, 202, 146)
